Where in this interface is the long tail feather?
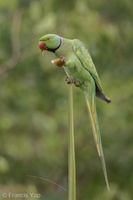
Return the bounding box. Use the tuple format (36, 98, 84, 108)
(85, 95, 110, 191)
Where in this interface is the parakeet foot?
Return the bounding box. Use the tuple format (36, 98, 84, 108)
(52, 56, 66, 67)
(65, 77, 80, 87)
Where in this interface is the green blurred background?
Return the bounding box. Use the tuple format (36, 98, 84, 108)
(0, 0, 133, 199)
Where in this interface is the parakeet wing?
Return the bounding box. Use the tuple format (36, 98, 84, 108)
(72, 39, 103, 92)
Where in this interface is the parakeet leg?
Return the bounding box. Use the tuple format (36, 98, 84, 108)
(65, 77, 80, 87)
(74, 80, 81, 87)
(83, 80, 110, 191)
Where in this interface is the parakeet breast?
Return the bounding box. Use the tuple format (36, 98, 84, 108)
(55, 38, 90, 81)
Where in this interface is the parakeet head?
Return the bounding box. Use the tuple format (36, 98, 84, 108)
(38, 34, 62, 52)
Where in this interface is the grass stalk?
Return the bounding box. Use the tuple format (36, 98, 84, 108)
(68, 83, 76, 200)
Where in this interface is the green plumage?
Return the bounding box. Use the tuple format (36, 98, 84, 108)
(73, 39, 103, 91)
(39, 34, 111, 191)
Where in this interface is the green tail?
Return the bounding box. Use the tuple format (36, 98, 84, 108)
(85, 93, 110, 192)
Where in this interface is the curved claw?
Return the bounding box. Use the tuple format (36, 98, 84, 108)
(65, 77, 75, 84)
(65, 77, 80, 87)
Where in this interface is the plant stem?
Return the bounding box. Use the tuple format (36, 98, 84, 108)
(68, 83, 76, 200)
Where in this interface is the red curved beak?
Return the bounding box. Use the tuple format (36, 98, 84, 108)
(38, 41, 48, 51)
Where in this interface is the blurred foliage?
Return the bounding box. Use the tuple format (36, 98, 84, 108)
(0, 0, 133, 199)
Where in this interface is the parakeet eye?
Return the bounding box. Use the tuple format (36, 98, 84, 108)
(46, 38, 50, 41)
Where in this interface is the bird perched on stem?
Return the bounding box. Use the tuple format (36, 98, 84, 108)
(38, 34, 111, 191)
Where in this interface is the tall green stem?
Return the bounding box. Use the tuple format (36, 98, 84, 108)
(68, 84, 76, 200)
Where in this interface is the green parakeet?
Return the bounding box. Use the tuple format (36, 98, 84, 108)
(39, 34, 111, 191)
